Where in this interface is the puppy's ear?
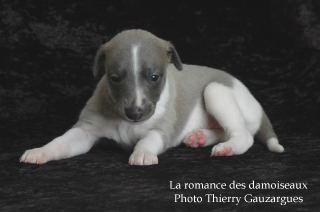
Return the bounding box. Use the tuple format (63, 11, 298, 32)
(167, 42, 183, 71)
(92, 45, 107, 80)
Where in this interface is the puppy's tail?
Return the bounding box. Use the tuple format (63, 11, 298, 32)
(255, 111, 284, 153)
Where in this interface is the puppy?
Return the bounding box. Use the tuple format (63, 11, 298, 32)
(20, 29, 284, 166)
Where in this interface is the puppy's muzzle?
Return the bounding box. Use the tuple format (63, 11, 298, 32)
(125, 106, 144, 122)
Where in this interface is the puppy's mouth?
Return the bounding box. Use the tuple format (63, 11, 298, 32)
(126, 117, 146, 122)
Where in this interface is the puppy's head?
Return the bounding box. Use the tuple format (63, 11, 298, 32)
(93, 29, 182, 122)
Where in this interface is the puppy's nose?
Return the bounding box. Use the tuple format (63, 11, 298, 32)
(125, 106, 143, 121)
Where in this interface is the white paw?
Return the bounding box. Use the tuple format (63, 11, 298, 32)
(183, 129, 207, 148)
(20, 147, 52, 164)
(128, 151, 158, 166)
(211, 143, 233, 156)
(211, 131, 253, 156)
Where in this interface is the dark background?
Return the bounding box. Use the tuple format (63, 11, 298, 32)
(0, 0, 319, 211)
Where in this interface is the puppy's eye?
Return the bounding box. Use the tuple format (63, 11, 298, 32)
(149, 74, 160, 82)
(109, 74, 122, 83)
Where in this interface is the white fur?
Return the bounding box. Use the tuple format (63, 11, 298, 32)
(204, 82, 247, 132)
(129, 130, 163, 165)
(181, 79, 262, 152)
(20, 128, 97, 164)
(176, 99, 208, 144)
(204, 82, 254, 155)
(131, 44, 143, 106)
(231, 78, 262, 134)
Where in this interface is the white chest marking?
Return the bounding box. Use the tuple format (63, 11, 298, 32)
(131, 45, 143, 106)
(85, 78, 170, 147)
(114, 79, 170, 145)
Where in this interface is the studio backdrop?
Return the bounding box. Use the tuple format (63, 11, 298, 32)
(0, 1, 319, 211)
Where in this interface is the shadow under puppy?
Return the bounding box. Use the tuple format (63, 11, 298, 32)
(20, 29, 284, 166)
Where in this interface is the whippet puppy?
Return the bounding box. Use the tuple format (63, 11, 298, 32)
(20, 29, 284, 166)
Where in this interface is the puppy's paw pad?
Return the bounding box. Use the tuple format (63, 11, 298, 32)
(20, 148, 50, 164)
(211, 143, 233, 156)
(129, 151, 158, 166)
(183, 130, 207, 148)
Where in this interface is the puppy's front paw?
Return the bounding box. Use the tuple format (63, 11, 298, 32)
(129, 151, 158, 166)
(20, 147, 52, 164)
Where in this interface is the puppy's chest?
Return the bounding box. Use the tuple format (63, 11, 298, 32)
(103, 120, 151, 146)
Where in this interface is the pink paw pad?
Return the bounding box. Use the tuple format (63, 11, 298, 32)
(184, 130, 207, 148)
(211, 145, 233, 156)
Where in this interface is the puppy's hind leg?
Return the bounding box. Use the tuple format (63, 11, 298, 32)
(20, 127, 98, 164)
(204, 82, 254, 156)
